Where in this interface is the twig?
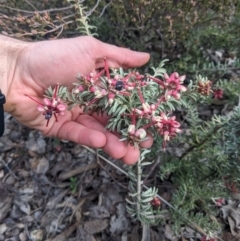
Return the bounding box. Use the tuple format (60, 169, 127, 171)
(0, 4, 74, 14)
(86, 0, 101, 17)
(70, 193, 97, 223)
(56, 25, 64, 39)
(83, 146, 129, 176)
(95, 149, 128, 190)
(0, 157, 19, 180)
(98, 0, 113, 18)
(58, 162, 98, 180)
(10, 20, 73, 38)
(24, 0, 37, 11)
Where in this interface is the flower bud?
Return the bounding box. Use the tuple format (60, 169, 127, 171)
(73, 88, 80, 94)
(89, 72, 94, 78)
(74, 85, 85, 94)
(142, 102, 150, 112)
(152, 116, 161, 122)
(150, 104, 156, 110)
(134, 108, 143, 115)
(135, 128, 147, 139)
(94, 90, 106, 98)
(89, 86, 96, 92)
(128, 124, 136, 135)
(94, 90, 102, 98)
(52, 99, 58, 107)
(114, 75, 120, 80)
(126, 86, 134, 91)
(108, 92, 115, 105)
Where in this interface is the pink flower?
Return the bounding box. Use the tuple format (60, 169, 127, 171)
(213, 89, 223, 99)
(163, 72, 187, 99)
(150, 197, 161, 207)
(154, 113, 181, 149)
(25, 84, 66, 126)
(214, 197, 225, 207)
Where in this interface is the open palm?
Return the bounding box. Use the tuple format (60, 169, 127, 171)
(6, 36, 152, 164)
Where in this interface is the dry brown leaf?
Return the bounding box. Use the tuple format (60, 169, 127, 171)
(58, 162, 98, 180)
(84, 219, 108, 234)
(89, 206, 110, 219)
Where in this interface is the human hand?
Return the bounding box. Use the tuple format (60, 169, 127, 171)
(4, 35, 153, 164)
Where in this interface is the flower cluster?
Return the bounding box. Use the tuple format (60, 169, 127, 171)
(153, 113, 181, 149)
(197, 79, 212, 96)
(25, 83, 66, 126)
(213, 88, 224, 99)
(27, 59, 188, 150)
(150, 197, 161, 208)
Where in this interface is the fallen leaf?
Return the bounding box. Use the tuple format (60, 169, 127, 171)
(89, 206, 110, 219)
(84, 219, 108, 234)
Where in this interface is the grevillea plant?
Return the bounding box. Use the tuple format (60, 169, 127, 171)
(26, 59, 214, 231)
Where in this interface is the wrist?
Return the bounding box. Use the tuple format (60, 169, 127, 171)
(0, 35, 28, 112)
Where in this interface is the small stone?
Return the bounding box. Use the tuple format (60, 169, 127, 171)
(34, 211, 42, 221)
(19, 232, 27, 241)
(0, 224, 7, 234)
(0, 170, 4, 179)
(30, 230, 43, 241)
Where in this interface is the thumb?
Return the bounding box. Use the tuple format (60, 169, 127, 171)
(99, 42, 150, 68)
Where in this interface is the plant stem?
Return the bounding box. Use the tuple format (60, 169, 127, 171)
(142, 224, 150, 241)
(83, 145, 207, 236)
(137, 156, 142, 220)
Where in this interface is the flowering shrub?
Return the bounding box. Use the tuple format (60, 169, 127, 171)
(26, 59, 216, 229)
(31, 59, 197, 152)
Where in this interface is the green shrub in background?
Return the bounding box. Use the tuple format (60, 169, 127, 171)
(1, 0, 239, 73)
(86, 0, 240, 72)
